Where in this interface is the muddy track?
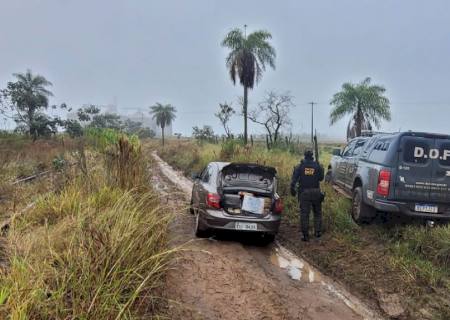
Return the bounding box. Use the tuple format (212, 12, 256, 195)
(152, 152, 383, 320)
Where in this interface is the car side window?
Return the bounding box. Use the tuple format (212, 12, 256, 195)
(201, 165, 214, 183)
(201, 166, 210, 182)
(342, 141, 356, 157)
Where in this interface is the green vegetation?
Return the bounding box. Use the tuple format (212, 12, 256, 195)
(222, 27, 276, 144)
(0, 132, 174, 319)
(156, 139, 450, 319)
(330, 77, 391, 140)
(0, 70, 68, 140)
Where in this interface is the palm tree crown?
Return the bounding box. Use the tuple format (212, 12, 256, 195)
(222, 27, 276, 144)
(11, 69, 53, 111)
(222, 28, 276, 89)
(330, 77, 391, 139)
(149, 103, 176, 145)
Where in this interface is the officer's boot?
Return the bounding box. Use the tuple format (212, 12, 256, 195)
(302, 233, 309, 242)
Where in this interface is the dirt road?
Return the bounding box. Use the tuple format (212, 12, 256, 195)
(152, 152, 383, 320)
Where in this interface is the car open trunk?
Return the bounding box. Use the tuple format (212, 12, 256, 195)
(394, 133, 450, 205)
(219, 163, 277, 216)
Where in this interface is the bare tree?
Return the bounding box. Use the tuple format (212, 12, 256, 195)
(215, 102, 235, 138)
(248, 91, 294, 148)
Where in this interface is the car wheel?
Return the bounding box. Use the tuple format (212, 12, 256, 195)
(194, 213, 209, 238)
(260, 233, 275, 246)
(352, 187, 375, 224)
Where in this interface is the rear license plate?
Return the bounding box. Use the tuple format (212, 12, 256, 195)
(235, 222, 258, 231)
(415, 204, 438, 213)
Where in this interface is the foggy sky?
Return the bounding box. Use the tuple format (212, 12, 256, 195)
(1, 0, 450, 139)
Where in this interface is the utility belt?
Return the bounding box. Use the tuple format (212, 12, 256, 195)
(299, 188, 325, 202)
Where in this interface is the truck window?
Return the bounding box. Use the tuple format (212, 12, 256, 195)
(342, 141, 356, 157)
(352, 140, 367, 156)
(403, 139, 430, 164)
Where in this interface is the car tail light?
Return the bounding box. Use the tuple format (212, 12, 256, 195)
(274, 198, 283, 214)
(377, 169, 391, 197)
(206, 193, 221, 209)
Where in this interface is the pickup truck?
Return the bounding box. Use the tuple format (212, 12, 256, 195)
(328, 132, 450, 223)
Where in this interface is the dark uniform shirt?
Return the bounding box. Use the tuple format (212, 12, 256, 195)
(290, 159, 324, 194)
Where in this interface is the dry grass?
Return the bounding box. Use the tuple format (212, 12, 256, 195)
(0, 134, 174, 319)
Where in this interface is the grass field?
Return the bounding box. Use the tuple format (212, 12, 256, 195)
(154, 138, 450, 320)
(0, 133, 174, 319)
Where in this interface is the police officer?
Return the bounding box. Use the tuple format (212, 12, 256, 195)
(290, 149, 324, 241)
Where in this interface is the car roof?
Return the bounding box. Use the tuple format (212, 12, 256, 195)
(209, 162, 230, 170)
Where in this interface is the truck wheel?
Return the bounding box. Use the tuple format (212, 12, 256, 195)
(352, 187, 375, 224)
(194, 213, 209, 238)
(325, 170, 332, 183)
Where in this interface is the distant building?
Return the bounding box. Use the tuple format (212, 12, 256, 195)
(124, 111, 172, 137)
(66, 103, 172, 138)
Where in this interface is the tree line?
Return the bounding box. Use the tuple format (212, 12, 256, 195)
(0, 70, 178, 141)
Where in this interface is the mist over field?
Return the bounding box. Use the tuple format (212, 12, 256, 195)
(1, 0, 450, 139)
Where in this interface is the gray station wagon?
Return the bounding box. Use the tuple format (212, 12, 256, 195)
(190, 162, 283, 243)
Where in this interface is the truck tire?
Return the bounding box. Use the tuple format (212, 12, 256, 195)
(325, 170, 332, 183)
(194, 213, 209, 238)
(352, 187, 376, 224)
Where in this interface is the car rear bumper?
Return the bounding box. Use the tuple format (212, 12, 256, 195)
(374, 199, 450, 220)
(199, 209, 281, 235)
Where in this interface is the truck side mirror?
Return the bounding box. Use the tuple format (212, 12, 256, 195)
(332, 148, 341, 156)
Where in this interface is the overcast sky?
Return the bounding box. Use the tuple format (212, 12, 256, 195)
(1, 0, 450, 139)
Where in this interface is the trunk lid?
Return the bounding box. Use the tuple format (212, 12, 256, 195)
(220, 163, 277, 193)
(219, 163, 277, 216)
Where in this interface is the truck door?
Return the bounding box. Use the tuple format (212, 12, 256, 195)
(430, 138, 450, 203)
(394, 136, 433, 202)
(336, 140, 356, 188)
(344, 139, 367, 188)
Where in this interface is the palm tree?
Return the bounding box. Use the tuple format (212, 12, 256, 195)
(330, 77, 391, 139)
(222, 27, 276, 144)
(8, 69, 53, 137)
(149, 103, 176, 146)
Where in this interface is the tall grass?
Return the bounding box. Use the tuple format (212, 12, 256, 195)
(0, 134, 173, 319)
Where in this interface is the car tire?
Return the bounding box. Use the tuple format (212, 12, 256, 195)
(194, 213, 209, 238)
(260, 234, 275, 246)
(352, 187, 376, 224)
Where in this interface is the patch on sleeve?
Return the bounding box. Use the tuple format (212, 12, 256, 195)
(304, 167, 315, 175)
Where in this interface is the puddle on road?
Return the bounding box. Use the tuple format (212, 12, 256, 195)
(271, 245, 319, 283)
